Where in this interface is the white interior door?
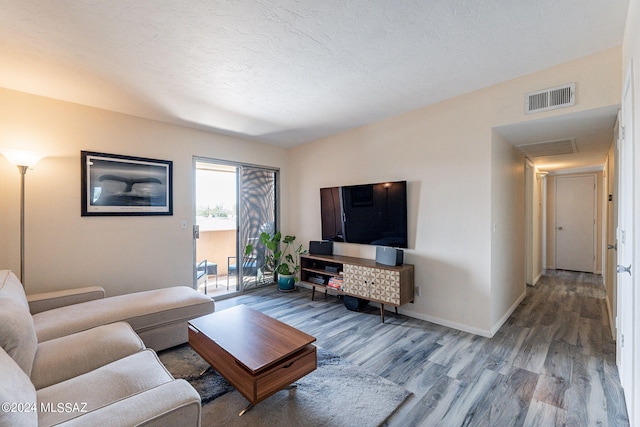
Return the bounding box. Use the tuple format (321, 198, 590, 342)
(617, 63, 635, 423)
(555, 174, 596, 272)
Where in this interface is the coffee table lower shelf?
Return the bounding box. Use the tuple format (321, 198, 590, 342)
(188, 326, 317, 414)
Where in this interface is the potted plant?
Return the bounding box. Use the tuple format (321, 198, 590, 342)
(246, 231, 306, 291)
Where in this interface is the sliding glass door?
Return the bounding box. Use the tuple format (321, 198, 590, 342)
(238, 166, 277, 291)
(194, 158, 277, 297)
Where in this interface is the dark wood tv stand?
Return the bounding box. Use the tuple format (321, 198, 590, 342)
(299, 253, 415, 322)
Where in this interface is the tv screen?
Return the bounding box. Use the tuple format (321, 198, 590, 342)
(320, 181, 408, 248)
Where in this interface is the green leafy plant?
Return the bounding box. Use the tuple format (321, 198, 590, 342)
(245, 231, 306, 279)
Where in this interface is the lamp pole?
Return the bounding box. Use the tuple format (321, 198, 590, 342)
(18, 165, 28, 283)
(1, 149, 45, 287)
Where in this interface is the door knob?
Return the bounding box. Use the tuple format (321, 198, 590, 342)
(617, 264, 631, 275)
(557, 226, 564, 231)
(608, 244, 617, 251)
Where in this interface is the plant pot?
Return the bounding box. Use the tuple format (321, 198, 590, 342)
(277, 274, 296, 291)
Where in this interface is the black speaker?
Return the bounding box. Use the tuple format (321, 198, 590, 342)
(343, 295, 368, 311)
(375, 246, 404, 266)
(309, 240, 333, 255)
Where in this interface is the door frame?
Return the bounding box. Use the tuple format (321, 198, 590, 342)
(525, 160, 534, 285)
(192, 158, 240, 294)
(553, 173, 597, 273)
(237, 164, 279, 292)
(626, 58, 640, 427)
(192, 156, 280, 295)
(634, 79, 640, 427)
(617, 59, 636, 424)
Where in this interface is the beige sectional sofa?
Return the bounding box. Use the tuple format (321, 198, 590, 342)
(0, 269, 215, 426)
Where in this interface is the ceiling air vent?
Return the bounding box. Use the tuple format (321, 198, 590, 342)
(517, 138, 577, 158)
(525, 83, 575, 114)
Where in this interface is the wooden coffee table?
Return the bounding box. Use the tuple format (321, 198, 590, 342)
(188, 305, 317, 415)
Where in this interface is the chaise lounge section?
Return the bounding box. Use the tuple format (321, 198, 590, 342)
(30, 284, 215, 351)
(0, 269, 215, 426)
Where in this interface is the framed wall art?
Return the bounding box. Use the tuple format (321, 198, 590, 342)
(81, 151, 173, 216)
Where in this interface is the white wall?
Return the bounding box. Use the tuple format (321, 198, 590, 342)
(290, 48, 621, 335)
(290, 97, 494, 334)
(490, 132, 526, 330)
(0, 87, 290, 296)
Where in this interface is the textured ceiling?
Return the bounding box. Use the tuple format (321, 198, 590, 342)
(0, 0, 629, 153)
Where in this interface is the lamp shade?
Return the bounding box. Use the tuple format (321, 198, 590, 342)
(0, 149, 46, 167)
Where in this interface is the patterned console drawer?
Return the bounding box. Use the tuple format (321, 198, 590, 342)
(343, 264, 373, 297)
(344, 264, 401, 305)
(370, 270, 400, 305)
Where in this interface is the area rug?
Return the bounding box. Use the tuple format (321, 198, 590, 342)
(159, 344, 412, 427)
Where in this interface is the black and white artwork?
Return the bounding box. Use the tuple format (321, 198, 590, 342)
(81, 151, 173, 216)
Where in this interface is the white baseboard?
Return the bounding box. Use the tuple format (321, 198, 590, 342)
(300, 281, 527, 339)
(533, 271, 543, 286)
(398, 307, 493, 337)
(400, 289, 527, 338)
(489, 290, 527, 336)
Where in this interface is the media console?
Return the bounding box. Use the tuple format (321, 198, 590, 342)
(299, 253, 415, 322)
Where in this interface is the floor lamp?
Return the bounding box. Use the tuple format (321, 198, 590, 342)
(0, 149, 46, 285)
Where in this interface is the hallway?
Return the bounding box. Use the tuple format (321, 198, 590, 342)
(486, 270, 628, 426)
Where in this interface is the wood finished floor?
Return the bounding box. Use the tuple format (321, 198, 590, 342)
(214, 270, 629, 426)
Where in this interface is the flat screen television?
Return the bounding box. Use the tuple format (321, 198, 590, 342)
(320, 180, 408, 248)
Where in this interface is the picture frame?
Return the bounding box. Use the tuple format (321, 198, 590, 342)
(81, 151, 173, 216)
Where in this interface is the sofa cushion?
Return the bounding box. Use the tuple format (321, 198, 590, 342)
(0, 270, 37, 375)
(31, 322, 145, 389)
(37, 349, 176, 426)
(0, 347, 38, 427)
(57, 380, 201, 427)
(0, 270, 29, 310)
(33, 286, 214, 343)
(0, 300, 38, 376)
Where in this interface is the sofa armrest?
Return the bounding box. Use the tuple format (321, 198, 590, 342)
(31, 322, 145, 389)
(27, 286, 105, 314)
(56, 379, 201, 427)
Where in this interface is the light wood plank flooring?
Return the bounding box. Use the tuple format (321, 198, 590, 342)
(214, 270, 629, 426)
